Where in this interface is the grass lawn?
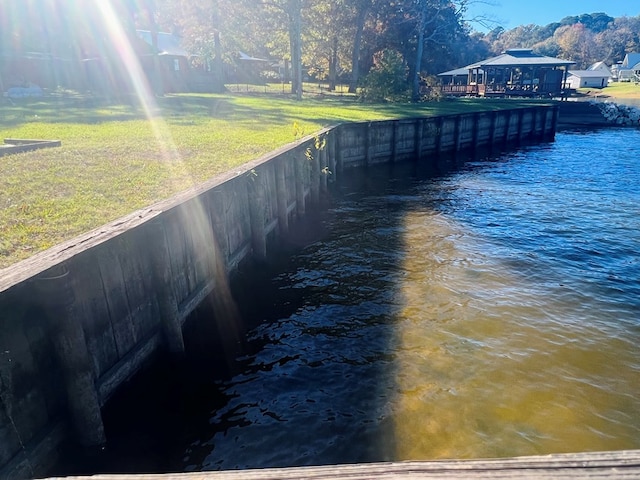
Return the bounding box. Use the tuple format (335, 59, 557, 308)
(578, 81, 640, 100)
(0, 90, 544, 269)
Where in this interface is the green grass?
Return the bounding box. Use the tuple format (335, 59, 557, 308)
(0, 91, 544, 269)
(578, 81, 640, 99)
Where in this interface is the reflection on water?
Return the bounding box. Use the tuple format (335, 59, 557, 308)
(395, 210, 638, 459)
(174, 129, 640, 470)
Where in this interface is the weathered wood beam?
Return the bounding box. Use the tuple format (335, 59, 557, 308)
(53, 449, 640, 479)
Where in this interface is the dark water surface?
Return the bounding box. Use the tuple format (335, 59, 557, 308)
(59, 128, 640, 474)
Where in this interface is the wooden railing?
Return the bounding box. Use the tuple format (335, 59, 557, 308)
(441, 82, 571, 98)
(440, 84, 475, 95)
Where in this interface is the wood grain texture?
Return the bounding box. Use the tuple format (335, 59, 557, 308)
(51, 450, 640, 479)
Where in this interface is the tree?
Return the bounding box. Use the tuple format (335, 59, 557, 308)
(559, 12, 613, 33)
(532, 37, 560, 58)
(289, 0, 303, 99)
(156, 0, 229, 92)
(371, 0, 468, 101)
(593, 17, 640, 64)
(347, 0, 373, 93)
(239, 0, 305, 98)
(360, 48, 410, 101)
(555, 23, 595, 68)
(138, 0, 164, 94)
(411, 0, 464, 101)
(487, 24, 548, 54)
(210, 0, 224, 90)
(305, 1, 354, 90)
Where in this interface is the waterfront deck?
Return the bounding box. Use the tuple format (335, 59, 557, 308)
(54, 450, 640, 479)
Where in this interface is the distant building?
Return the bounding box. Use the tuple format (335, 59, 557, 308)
(136, 30, 191, 93)
(566, 70, 611, 89)
(438, 49, 574, 97)
(616, 53, 640, 82)
(588, 61, 613, 77)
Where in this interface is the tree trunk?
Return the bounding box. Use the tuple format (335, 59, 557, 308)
(210, 0, 225, 92)
(289, 0, 303, 100)
(412, 9, 426, 102)
(328, 36, 338, 91)
(148, 7, 164, 95)
(349, 5, 368, 94)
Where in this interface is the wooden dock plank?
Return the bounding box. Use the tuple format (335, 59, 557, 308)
(48, 450, 640, 479)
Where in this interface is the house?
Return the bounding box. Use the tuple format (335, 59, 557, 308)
(588, 61, 613, 77)
(136, 30, 192, 92)
(1, 30, 203, 96)
(439, 49, 575, 97)
(616, 53, 640, 82)
(0, 51, 83, 92)
(234, 51, 274, 83)
(566, 70, 611, 89)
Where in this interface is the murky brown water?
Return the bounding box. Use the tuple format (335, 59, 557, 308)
(394, 210, 638, 459)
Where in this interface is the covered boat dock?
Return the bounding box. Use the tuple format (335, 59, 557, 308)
(439, 49, 575, 98)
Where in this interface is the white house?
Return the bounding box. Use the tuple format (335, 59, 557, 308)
(588, 61, 613, 77)
(566, 70, 611, 89)
(616, 53, 640, 82)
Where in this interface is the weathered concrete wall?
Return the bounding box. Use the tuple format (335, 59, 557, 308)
(332, 107, 556, 174)
(0, 105, 557, 478)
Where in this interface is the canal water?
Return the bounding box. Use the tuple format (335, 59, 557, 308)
(56, 128, 640, 474)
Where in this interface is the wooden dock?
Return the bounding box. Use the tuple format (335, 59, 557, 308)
(51, 450, 640, 479)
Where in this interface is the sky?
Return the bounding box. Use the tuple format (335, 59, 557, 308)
(465, 1, 640, 31)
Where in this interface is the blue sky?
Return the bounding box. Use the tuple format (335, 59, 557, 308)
(466, 1, 640, 31)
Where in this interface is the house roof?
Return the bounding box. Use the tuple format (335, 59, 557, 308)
(437, 67, 479, 77)
(622, 53, 640, 68)
(467, 49, 575, 69)
(238, 51, 271, 63)
(588, 61, 611, 73)
(568, 70, 611, 78)
(136, 30, 189, 57)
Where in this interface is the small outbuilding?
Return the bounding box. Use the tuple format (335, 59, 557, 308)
(439, 49, 575, 97)
(566, 70, 611, 89)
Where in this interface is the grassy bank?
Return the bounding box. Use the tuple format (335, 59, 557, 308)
(578, 81, 640, 100)
(0, 92, 540, 269)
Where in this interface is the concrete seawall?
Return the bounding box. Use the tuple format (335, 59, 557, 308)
(0, 105, 557, 478)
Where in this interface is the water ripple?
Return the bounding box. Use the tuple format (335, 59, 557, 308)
(183, 129, 640, 470)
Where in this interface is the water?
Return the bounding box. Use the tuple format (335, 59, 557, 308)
(171, 128, 640, 470)
(58, 128, 640, 474)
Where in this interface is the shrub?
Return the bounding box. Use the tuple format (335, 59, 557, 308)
(418, 74, 445, 102)
(359, 49, 411, 102)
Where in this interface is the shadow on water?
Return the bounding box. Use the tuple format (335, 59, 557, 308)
(48, 140, 537, 476)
